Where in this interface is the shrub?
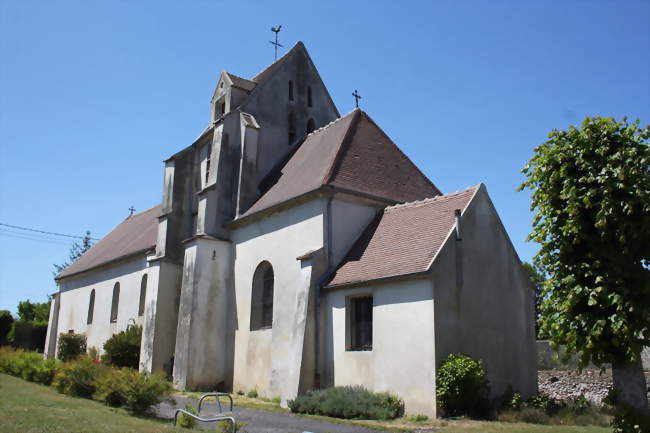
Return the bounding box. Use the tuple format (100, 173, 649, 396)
(612, 406, 650, 433)
(119, 369, 173, 415)
(102, 325, 142, 369)
(288, 386, 404, 420)
(246, 388, 258, 398)
(0, 347, 58, 385)
(53, 356, 105, 398)
(526, 392, 563, 415)
(435, 353, 489, 417)
(408, 414, 429, 422)
(216, 420, 247, 433)
(94, 368, 129, 407)
(177, 404, 198, 429)
(87, 346, 99, 362)
(57, 333, 87, 362)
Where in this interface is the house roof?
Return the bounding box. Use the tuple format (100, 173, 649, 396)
(240, 109, 441, 218)
(56, 205, 161, 280)
(225, 72, 257, 92)
(326, 185, 481, 288)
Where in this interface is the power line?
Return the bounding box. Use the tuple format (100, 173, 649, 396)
(0, 230, 73, 246)
(0, 222, 99, 241)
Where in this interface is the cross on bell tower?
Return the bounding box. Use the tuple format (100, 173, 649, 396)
(129, 206, 136, 215)
(352, 90, 362, 108)
(270, 25, 283, 60)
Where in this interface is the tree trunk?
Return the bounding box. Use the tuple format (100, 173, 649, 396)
(612, 355, 649, 413)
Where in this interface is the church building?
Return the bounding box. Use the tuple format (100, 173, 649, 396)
(45, 42, 537, 416)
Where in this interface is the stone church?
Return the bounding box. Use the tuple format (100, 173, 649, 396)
(45, 42, 537, 416)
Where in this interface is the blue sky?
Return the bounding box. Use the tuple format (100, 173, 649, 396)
(1, 1, 648, 313)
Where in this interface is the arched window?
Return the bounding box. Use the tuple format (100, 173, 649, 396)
(288, 80, 294, 101)
(306, 118, 316, 134)
(288, 112, 296, 145)
(307, 86, 312, 107)
(250, 261, 274, 330)
(110, 282, 120, 323)
(87, 289, 95, 325)
(138, 274, 147, 317)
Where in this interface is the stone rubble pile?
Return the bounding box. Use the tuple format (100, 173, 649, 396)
(538, 370, 650, 406)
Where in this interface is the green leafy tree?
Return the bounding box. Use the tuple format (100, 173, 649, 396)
(522, 261, 546, 339)
(519, 116, 649, 413)
(17, 300, 50, 324)
(0, 310, 14, 345)
(53, 230, 94, 276)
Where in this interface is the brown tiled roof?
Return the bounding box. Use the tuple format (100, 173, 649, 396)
(240, 109, 441, 218)
(56, 205, 161, 280)
(326, 185, 481, 288)
(226, 72, 256, 92)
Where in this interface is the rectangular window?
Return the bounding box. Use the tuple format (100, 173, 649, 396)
(348, 296, 373, 351)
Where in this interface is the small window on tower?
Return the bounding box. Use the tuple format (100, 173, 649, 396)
(306, 118, 316, 134)
(288, 80, 294, 101)
(205, 143, 212, 185)
(288, 112, 296, 145)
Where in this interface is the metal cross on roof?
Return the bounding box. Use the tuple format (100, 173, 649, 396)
(352, 90, 362, 108)
(128, 206, 136, 215)
(270, 25, 283, 60)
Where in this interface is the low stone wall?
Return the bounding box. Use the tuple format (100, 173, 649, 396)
(538, 370, 650, 406)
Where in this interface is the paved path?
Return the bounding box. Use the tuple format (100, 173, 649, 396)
(158, 396, 385, 433)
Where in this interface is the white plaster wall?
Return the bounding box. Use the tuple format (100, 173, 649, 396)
(231, 199, 325, 399)
(329, 196, 381, 267)
(56, 256, 155, 357)
(323, 278, 437, 417)
(431, 186, 538, 402)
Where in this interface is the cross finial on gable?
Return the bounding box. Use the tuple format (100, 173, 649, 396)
(352, 90, 362, 108)
(129, 206, 136, 215)
(270, 25, 283, 61)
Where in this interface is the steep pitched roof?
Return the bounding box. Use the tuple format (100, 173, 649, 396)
(240, 109, 441, 218)
(251, 42, 303, 85)
(225, 72, 256, 92)
(326, 185, 481, 288)
(56, 205, 161, 280)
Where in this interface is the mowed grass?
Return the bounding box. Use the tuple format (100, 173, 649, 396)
(0, 373, 191, 433)
(1, 373, 611, 433)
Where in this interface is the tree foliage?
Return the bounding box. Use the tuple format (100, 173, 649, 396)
(519, 116, 650, 368)
(0, 311, 14, 345)
(53, 231, 94, 276)
(17, 300, 50, 325)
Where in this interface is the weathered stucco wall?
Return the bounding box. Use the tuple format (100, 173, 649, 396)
(231, 199, 325, 403)
(323, 278, 437, 417)
(140, 260, 182, 374)
(328, 195, 381, 268)
(53, 256, 154, 358)
(432, 186, 538, 402)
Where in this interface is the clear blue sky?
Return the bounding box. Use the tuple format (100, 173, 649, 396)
(1, 1, 648, 313)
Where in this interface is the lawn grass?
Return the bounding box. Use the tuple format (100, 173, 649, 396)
(1, 373, 611, 433)
(0, 373, 191, 433)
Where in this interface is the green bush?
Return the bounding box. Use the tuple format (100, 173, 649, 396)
(102, 325, 142, 369)
(57, 333, 87, 362)
(526, 392, 563, 415)
(53, 356, 105, 398)
(0, 347, 58, 385)
(436, 353, 489, 417)
(119, 369, 173, 415)
(288, 386, 404, 420)
(177, 404, 198, 429)
(94, 368, 129, 407)
(216, 420, 247, 433)
(246, 388, 258, 398)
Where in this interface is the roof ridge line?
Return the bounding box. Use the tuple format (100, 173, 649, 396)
(305, 108, 358, 138)
(384, 185, 480, 212)
(322, 109, 362, 184)
(251, 41, 301, 82)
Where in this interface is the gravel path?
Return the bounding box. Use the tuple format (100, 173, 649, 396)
(157, 396, 384, 433)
